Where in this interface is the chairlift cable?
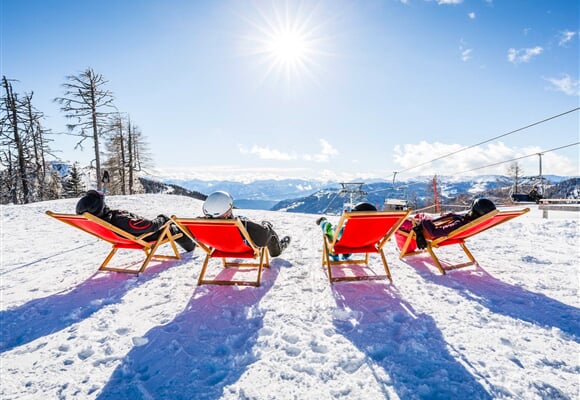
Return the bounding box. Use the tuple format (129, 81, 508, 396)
(322, 190, 341, 214)
(394, 107, 579, 176)
(454, 141, 580, 175)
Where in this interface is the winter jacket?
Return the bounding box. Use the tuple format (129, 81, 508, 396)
(101, 208, 196, 252)
(102, 209, 169, 240)
(420, 213, 467, 239)
(237, 216, 284, 257)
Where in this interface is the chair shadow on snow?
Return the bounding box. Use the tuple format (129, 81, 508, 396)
(97, 259, 285, 400)
(405, 256, 580, 342)
(0, 253, 193, 353)
(332, 282, 493, 400)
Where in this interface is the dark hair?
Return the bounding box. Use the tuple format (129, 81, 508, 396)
(76, 190, 106, 217)
(466, 198, 496, 220)
(352, 202, 377, 212)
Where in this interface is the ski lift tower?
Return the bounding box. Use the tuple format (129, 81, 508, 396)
(339, 182, 366, 211)
(537, 152, 544, 195)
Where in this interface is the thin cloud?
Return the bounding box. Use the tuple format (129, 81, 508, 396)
(239, 145, 297, 160)
(468, 12, 476, 19)
(461, 48, 473, 62)
(558, 30, 578, 46)
(507, 46, 543, 64)
(303, 139, 339, 163)
(544, 74, 580, 96)
(459, 39, 473, 62)
(400, 0, 464, 6)
(239, 139, 338, 163)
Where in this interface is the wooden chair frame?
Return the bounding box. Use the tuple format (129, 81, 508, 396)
(46, 211, 182, 274)
(397, 208, 530, 274)
(171, 217, 270, 287)
(322, 210, 410, 283)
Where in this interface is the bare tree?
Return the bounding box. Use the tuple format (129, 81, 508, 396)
(102, 114, 127, 195)
(1, 76, 58, 204)
(21, 92, 55, 201)
(126, 118, 134, 194)
(1, 76, 31, 203)
(45, 170, 63, 200)
(103, 114, 151, 195)
(507, 161, 524, 194)
(54, 68, 115, 190)
(127, 123, 151, 194)
(0, 96, 17, 203)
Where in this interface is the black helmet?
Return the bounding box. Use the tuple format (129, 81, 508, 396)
(76, 190, 106, 217)
(468, 198, 496, 219)
(352, 202, 377, 212)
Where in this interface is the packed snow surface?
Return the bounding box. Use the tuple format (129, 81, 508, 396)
(1, 194, 578, 399)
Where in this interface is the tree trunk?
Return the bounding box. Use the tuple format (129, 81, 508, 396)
(119, 119, 126, 195)
(90, 76, 102, 191)
(128, 120, 134, 194)
(25, 95, 44, 201)
(3, 76, 30, 203)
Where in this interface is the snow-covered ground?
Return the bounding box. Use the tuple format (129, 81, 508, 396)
(1, 194, 578, 400)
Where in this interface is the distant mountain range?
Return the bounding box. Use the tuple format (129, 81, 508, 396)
(163, 178, 332, 209)
(48, 160, 578, 214)
(158, 175, 579, 215)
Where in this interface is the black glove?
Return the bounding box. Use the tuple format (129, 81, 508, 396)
(316, 217, 326, 226)
(413, 225, 428, 250)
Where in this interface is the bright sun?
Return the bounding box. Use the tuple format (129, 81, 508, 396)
(241, 1, 331, 86)
(268, 31, 309, 64)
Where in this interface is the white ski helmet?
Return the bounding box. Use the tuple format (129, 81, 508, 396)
(203, 191, 234, 218)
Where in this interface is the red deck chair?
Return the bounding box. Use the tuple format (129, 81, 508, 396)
(396, 208, 530, 274)
(321, 210, 410, 283)
(46, 211, 182, 274)
(171, 217, 269, 287)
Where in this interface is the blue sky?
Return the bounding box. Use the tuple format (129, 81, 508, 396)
(2, 0, 579, 182)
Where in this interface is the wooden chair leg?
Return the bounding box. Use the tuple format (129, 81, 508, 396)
(460, 243, 477, 265)
(379, 249, 392, 281)
(99, 248, 119, 271)
(197, 255, 212, 285)
(427, 242, 478, 274)
(138, 248, 158, 274)
(321, 242, 333, 282)
(255, 250, 265, 286)
(426, 245, 446, 275)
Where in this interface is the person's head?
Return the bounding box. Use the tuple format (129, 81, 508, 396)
(465, 198, 496, 220)
(352, 202, 377, 212)
(76, 190, 107, 217)
(203, 191, 234, 218)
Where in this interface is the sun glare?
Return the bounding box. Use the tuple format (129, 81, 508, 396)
(269, 31, 307, 63)
(240, 1, 333, 87)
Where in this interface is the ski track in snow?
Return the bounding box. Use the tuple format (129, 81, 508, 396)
(1, 194, 579, 400)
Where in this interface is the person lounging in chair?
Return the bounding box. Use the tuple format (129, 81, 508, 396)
(202, 191, 291, 257)
(76, 190, 196, 252)
(408, 198, 496, 248)
(316, 201, 378, 261)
